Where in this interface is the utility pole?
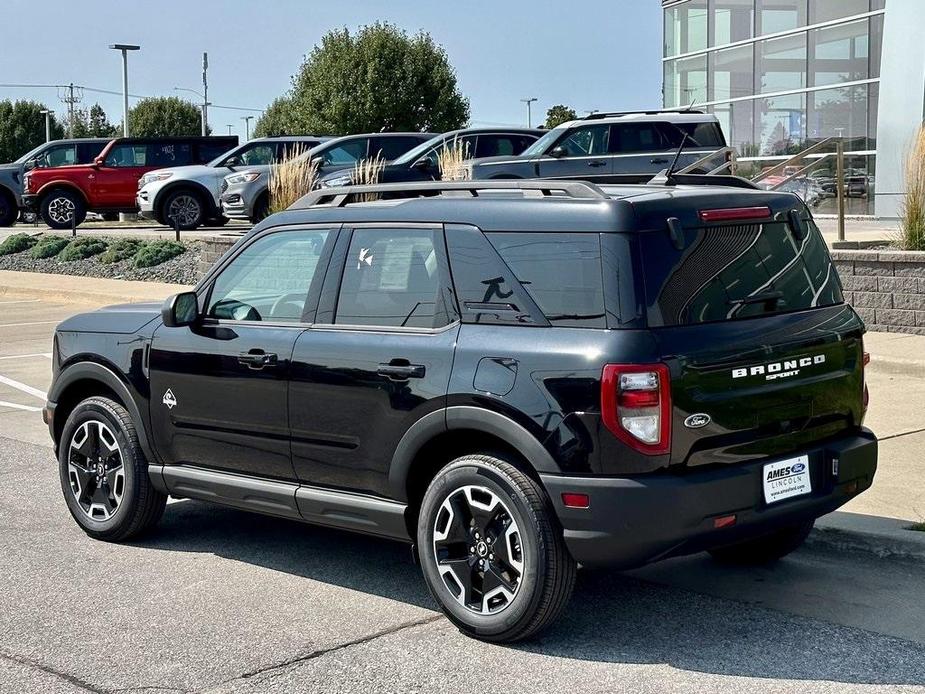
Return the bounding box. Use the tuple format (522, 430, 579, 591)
(109, 44, 140, 136)
(520, 97, 538, 128)
(201, 52, 209, 136)
(60, 83, 81, 138)
(241, 115, 253, 141)
(40, 109, 52, 142)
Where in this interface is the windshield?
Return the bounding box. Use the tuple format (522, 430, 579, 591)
(14, 142, 51, 165)
(520, 127, 564, 157)
(391, 133, 448, 166)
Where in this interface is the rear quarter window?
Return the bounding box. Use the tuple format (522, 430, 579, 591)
(486, 232, 605, 328)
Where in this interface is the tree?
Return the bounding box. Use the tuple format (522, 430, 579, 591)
(253, 97, 296, 138)
(128, 97, 205, 137)
(0, 100, 64, 162)
(71, 103, 119, 138)
(271, 23, 469, 136)
(545, 104, 578, 129)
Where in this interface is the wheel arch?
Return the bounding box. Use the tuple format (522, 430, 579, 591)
(153, 180, 218, 220)
(35, 181, 88, 206)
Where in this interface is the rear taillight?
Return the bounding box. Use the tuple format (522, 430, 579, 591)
(601, 364, 671, 455)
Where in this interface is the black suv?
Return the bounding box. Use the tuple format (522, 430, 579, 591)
(46, 178, 877, 643)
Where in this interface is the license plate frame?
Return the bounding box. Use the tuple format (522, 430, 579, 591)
(762, 455, 811, 505)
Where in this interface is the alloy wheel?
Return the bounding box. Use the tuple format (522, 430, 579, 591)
(432, 484, 525, 615)
(166, 194, 201, 227)
(67, 420, 125, 521)
(48, 196, 75, 224)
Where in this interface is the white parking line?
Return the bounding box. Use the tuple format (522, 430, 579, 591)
(0, 353, 52, 360)
(0, 299, 41, 305)
(0, 321, 59, 328)
(0, 374, 46, 400)
(0, 400, 42, 412)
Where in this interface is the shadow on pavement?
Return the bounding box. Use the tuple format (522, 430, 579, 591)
(137, 499, 925, 688)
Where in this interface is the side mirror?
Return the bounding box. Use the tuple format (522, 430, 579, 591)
(161, 291, 200, 328)
(549, 146, 567, 158)
(23, 158, 37, 171)
(412, 157, 432, 171)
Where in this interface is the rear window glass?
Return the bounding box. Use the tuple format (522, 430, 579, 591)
(486, 232, 605, 328)
(640, 221, 842, 326)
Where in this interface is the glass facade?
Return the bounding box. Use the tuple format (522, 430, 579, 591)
(663, 0, 885, 213)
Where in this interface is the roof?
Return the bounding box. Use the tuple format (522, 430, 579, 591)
(557, 111, 719, 129)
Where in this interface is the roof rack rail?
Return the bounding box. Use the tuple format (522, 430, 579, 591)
(292, 180, 609, 208)
(582, 107, 705, 120)
(646, 172, 760, 190)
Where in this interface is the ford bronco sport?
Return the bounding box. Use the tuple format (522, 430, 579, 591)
(45, 178, 877, 643)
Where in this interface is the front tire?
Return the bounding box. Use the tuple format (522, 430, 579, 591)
(708, 520, 814, 565)
(161, 189, 205, 230)
(58, 396, 166, 542)
(417, 454, 576, 643)
(0, 190, 17, 227)
(40, 189, 86, 229)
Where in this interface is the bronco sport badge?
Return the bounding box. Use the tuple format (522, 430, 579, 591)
(732, 354, 826, 382)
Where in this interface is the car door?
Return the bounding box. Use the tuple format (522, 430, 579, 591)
(610, 122, 676, 175)
(148, 225, 337, 480)
(288, 224, 459, 497)
(535, 123, 613, 179)
(93, 142, 151, 207)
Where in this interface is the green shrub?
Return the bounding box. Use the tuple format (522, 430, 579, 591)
(30, 236, 71, 259)
(134, 240, 185, 268)
(100, 238, 145, 264)
(0, 233, 38, 256)
(58, 237, 108, 262)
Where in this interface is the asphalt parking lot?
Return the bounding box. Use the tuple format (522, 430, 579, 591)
(2, 296, 925, 693)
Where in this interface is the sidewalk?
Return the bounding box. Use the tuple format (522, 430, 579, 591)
(815, 217, 899, 248)
(0, 269, 190, 305)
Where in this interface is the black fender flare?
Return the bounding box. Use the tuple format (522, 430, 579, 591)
(387, 405, 559, 501)
(153, 180, 219, 220)
(49, 361, 158, 467)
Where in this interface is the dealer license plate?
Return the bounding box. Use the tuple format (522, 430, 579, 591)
(763, 455, 811, 504)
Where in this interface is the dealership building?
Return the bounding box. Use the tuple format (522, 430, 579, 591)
(661, 0, 924, 217)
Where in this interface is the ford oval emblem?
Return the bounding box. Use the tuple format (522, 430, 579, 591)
(791, 462, 806, 474)
(684, 413, 711, 429)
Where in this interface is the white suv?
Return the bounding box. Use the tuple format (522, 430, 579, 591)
(137, 136, 328, 230)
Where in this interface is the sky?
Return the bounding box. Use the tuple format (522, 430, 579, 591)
(1, 0, 663, 138)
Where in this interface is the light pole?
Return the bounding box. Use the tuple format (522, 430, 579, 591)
(241, 116, 254, 141)
(109, 44, 140, 136)
(39, 109, 52, 142)
(201, 52, 209, 136)
(174, 87, 210, 136)
(520, 97, 538, 128)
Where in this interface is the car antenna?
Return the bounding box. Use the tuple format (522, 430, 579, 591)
(650, 131, 689, 187)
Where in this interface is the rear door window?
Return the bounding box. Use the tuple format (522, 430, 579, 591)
(486, 232, 605, 328)
(321, 139, 368, 166)
(147, 142, 193, 167)
(373, 136, 425, 160)
(611, 123, 672, 153)
(474, 135, 524, 158)
(640, 221, 842, 326)
(661, 122, 726, 148)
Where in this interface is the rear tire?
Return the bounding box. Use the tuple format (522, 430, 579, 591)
(417, 454, 576, 643)
(58, 396, 166, 542)
(0, 189, 16, 227)
(161, 189, 205, 230)
(708, 520, 814, 565)
(40, 189, 86, 229)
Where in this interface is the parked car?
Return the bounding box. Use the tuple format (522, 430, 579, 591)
(0, 138, 110, 227)
(467, 110, 727, 182)
(21, 136, 237, 229)
(137, 136, 329, 230)
(316, 128, 542, 188)
(45, 177, 876, 643)
(221, 132, 432, 223)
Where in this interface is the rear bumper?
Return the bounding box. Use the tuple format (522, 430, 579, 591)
(540, 428, 877, 568)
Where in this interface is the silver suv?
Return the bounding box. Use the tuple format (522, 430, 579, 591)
(137, 136, 329, 230)
(220, 132, 431, 223)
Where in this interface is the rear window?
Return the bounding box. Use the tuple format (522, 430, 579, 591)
(486, 232, 605, 328)
(640, 221, 842, 326)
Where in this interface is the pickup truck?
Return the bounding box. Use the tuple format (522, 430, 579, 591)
(22, 136, 237, 229)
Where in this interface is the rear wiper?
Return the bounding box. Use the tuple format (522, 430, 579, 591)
(728, 291, 784, 307)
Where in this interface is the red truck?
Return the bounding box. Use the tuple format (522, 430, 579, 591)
(22, 136, 237, 229)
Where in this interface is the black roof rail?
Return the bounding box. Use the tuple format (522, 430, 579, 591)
(292, 180, 609, 208)
(645, 172, 761, 190)
(582, 108, 706, 120)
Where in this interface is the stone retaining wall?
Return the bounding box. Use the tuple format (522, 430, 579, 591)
(199, 235, 242, 277)
(832, 249, 925, 334)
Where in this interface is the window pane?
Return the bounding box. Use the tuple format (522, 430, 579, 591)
(475, 135, 523, 158)
(758, 32, 807, 93)
(199, 142, 233, 162)
(611, 123, 668, 153)
(44, 145, 77, 167)
(148, 143, 192, 167)
(810, 0, 869, 24)
(105, 145, 146, 167)
(322, 140, 367, 166)
(711, 100, 756, 155)
(239, 144, 277, 166)
(373, 136, 423, 160)
(710, 0, 753, 45)
(556, 125, 611, 157)
(663, 54, 708, 108)
(486, 233, 605, 328)
(208, 230, 330, 322)
(710, 44, 754, 101)
(757, 92, 806, 155)
(870, 14, 883, 78)
(756, 0, 807, 35)
(664, 0, 708, 56)
(336, 228, 449, 328)
(810, 19, 869, 87)
(811, 154, 875, 215)
(868, 82, 879, 150)
(808, 85, 869, 150)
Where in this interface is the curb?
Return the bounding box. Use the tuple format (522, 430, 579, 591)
(809, 512, 925, 562)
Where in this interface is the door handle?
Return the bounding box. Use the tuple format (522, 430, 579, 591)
(238, 350, 278, 370)
(377, 360, 426, 380)
(650, 158, 670, 164)
(588, 160, 607, 168)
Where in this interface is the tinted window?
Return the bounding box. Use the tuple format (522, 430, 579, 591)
(208, 230, 331, 322)
(475, 135, 528, 158)
(198, 141, 234, 163)
(554, 125, 610, 157)
(373, 136, 426, 160)
(662, 122, 726, 148)
(43, 145, 77, 167)
(486, 233, 606, 328)
(104, 144, 146, 167)
(235, 144, 276, 166)
(611, 124, 670, 153)
(147, 142, 192, 167)
(322, 139, 368, 166)
(640, 221, 843, 326)
(77, 142, 107, 163)
(336, 228, 451, 328)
